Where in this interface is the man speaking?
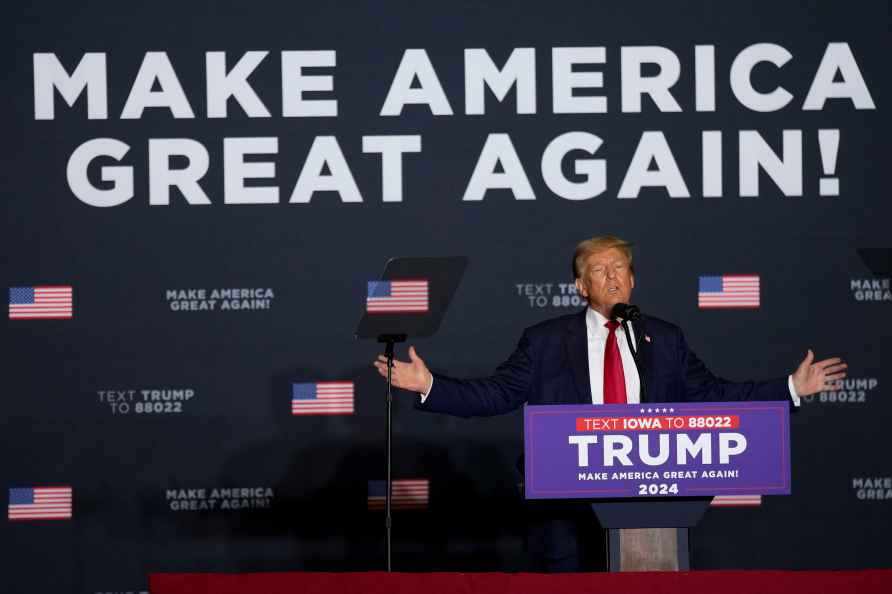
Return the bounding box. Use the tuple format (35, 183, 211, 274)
(373, 235, 846, 571)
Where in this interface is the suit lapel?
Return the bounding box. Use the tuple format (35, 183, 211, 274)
(631, 317, 654, 404)
(566, 309, 592, 404)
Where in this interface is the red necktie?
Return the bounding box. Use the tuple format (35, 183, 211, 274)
(603, 320, 627, 404)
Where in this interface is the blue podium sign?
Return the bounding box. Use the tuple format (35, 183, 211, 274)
(524, 401, 791, 499)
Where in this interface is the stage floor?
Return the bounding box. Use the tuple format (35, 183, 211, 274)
(151, 569, 892, 594)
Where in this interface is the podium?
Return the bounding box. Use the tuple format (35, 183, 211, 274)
(523, 401, 791, 572)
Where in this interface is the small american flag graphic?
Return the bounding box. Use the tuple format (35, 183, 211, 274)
(9, 286, 73, 319)
(8, 486, 73, 520)
(710, 495, 762, 507)
(368, 479, 429, 510)
(366, 280, 428, 313)
(291, 382, 354, 415)
(698, 275, 760, 309)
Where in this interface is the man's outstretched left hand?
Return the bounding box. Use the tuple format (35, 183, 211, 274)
(791, 349, 848, 397)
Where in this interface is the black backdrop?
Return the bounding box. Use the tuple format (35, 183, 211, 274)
(3, 1, 891, 592)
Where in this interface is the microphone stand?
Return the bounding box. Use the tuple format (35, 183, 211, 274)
(620, 319, 647, 403)
(378, 333, 406, 572)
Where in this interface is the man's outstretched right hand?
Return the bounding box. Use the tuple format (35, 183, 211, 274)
(373, 346, 434, 394)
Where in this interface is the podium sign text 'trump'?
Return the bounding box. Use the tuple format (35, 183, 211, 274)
(523, 402, 791, 499)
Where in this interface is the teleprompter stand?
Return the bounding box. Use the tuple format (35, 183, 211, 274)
(356, 256, 467, 571)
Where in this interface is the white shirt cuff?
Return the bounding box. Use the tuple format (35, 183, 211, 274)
(787, 375, 801, 407)
(419, 375, 434, 403)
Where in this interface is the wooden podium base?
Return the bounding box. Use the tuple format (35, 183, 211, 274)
(609, 528, 689, 571)
(593, 499, 706, 572)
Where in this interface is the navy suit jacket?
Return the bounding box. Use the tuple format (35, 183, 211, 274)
(418, 309, 790, 571)
(421, 309, 790, 417)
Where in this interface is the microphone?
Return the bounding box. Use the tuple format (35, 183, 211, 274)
(611, 303, 641, 321)
(612, 303, 647, 402)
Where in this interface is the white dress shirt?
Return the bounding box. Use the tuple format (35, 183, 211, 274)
(585, 307, 641, 404)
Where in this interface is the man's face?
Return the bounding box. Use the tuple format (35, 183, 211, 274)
(574, 247, 635, 318)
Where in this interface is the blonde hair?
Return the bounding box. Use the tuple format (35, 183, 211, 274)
(572, 235, 634, 279)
